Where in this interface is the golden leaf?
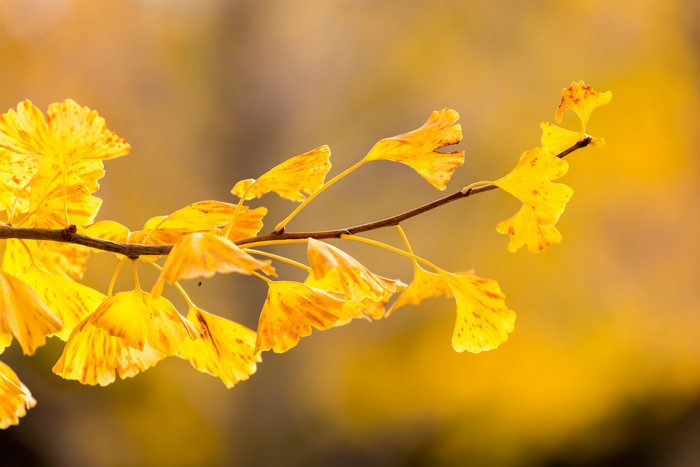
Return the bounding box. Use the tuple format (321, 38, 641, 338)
(305, 268, 386, 325)
(157, 233, 275, 290)
(3, 238, 90, 280)
(493, 147, 573, 226)
(176, 307, 261, 388)
(555, 81, 612, 134)
(540, 122, 605, 155)
(441, 272, 515, 353)
(53, 317, 165, 387)
(88, 289, 199, 355)
(255, 281, 346, 353)
(0, 152, 43, 213)
(307, 238, 405, 302)
(80, 220, 131, 245)
(231, 145, 332, 201)
(18, 267, 105, 340)
(224, 206, 267, 242)
(496, 205, 563, 253)
(0, 271, 63, 355)
(0, 361, 36, 429)
(387, 264, 460, 316)
(362, 109, 464, 190)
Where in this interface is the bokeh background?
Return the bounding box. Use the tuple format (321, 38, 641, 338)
(1, 0, 699, 465)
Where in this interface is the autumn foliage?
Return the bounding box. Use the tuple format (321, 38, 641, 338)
(0, 81, 610, 428)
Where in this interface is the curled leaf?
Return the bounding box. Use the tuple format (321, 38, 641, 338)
(493, 147, 573, 226)
(255, 281, 346, 353)
(0, 361, 36, 429)
(177, 307, 261, 388)
(496, 205, 562, 253)
(307, 238, 405, 302)
(540, 122, 605, 155)
(555, 81, 612, 134)
(363, 109, 464, 190)
(305, 269, 387, 324)
(231, 145, 332, 201)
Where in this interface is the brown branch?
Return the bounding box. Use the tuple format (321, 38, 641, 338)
(0, 138, 591, 257)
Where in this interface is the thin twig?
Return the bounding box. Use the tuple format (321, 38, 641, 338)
(0, 138, 591, 258)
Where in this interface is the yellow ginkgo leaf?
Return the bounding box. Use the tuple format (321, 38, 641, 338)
(387, 264, 467, 316)
(362, 109, 464, 190)
(0, 271, 63, 355)
(141, 200, 236, 232)
(231, 145, 332, 201)
(440, 272, 515, 353)
(224, 206, 267, 242)
(157, 233, 276, 291)
(26, 162, 102, 229)
(307, 238, 405, 302)
(493, 147, 573, 226)
(89, 289, 199, 355)
(176, 307, 261, 388)
(80, 220, 131, 246)
(2, 238, 90, 280)
(52, 317, 165, 387)
(0, 361, 36, 429)
(496, 205, 563, 253)
(555, 81, 612, 134)
(18, 267, 105, 340)
(255, 281, 346, 353)
(305, 268, 385, 325)
(540, 122, 605, 155)
(0, 332, 12, 354)
(0, 152, 43, 214)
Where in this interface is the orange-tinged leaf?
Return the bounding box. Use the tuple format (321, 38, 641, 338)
(305, 269, 385, 325)
(89, 289, 199, 355)
(496, 205, 563, 253)
(176, 307, 261, 388)
(141, 200, 236, 231)
(555, 81, 612, 134)
(224, 206, 267, 242)
(18, 267, 105, 340)
(231, 145, 332, 201)
(540, 122, 605, 155)
(0, 361, 36, 429)
(157, 233, 275, 289)
(307, 238, 405, 302)
(493, 147, 573, 226)
(0, 271, 63, 355)
(0, 333, 11, 354)
(441, 272, 515, 353)
(255, 281, 346, 353)
(362, 109, 464, 190)
(52, 317, 165, 387)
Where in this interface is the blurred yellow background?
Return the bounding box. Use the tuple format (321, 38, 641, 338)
(1, 0, 699, 465)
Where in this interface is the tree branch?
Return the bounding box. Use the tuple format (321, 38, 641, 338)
(0, 138, 591, 258)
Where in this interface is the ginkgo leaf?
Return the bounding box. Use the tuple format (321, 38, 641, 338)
(89, 289, 199, 355)
(362, 109, 464, 190)
(0, 100, 53, 158)
(176, 306, 261, 388)
(0, 333, 12, 354)
(2, 238, 90, 280)
(540, 122, 605, 155)
(224, 206, 267, 242)
(18, 267, 105, 340)
(440, 272, 515, 353)
(52, 317, 165, 387)
(255, 281, 347, 353)
(307, 238, 405, 302)
(231, 145, 332, 201)
(0, 153, 43, 213)
(555, 81, 612, 134)
(80, 220, 131, 245)
(0, 271, 63, 355)
(305, 268, 386, 324)
(0, 361, 36, 429)
(141, 200, 237, 231)
(493, 147, 573, 226)
(156, 233, 275, 292)
(387, 264, 466, 316)
(496, 205, 563, 253)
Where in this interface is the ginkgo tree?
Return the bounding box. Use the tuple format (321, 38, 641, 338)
(0, 81, 611, 428)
